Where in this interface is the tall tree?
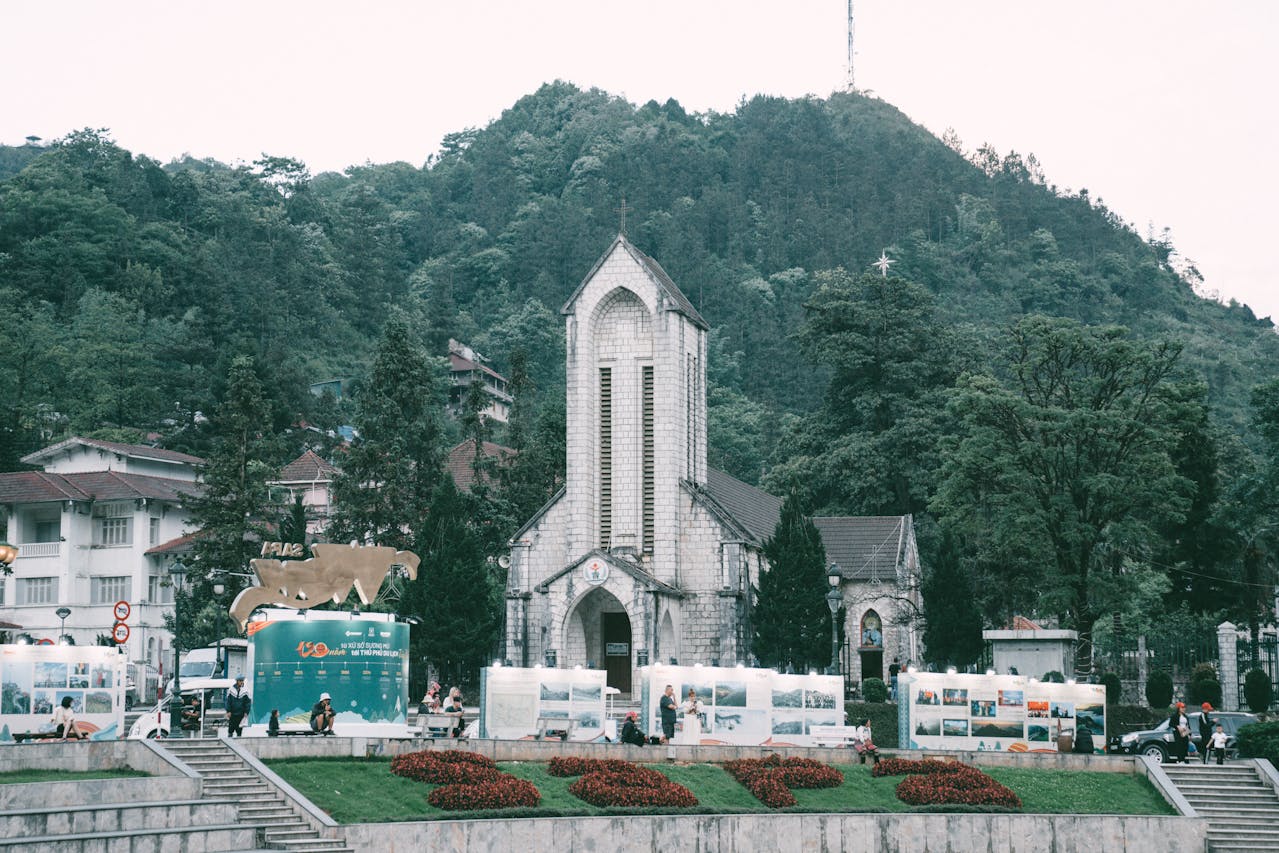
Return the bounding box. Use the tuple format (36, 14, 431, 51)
(178, 356, 281, 645)
(767, 268, 958, 516)
(920, 530, 984, 670)
(328, 317, 443, 550)
(932, 316, 1199, 676)
(753, 492, 831, 671)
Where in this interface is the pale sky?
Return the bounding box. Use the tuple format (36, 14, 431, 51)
(3, 1, 1275, 321)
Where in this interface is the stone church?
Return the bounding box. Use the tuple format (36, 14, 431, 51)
(503, 236, 922, 695)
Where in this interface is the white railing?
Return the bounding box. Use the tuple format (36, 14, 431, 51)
(18, 542, 61, 558)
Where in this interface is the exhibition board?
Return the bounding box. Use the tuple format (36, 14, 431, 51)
(0, 644, 126, 741)
(637, 664, 844, 746)
(899, 671, 1106, 753)
(479, 665, 608, 740)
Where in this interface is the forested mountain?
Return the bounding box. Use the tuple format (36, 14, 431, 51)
(3, 83, 1277, 649)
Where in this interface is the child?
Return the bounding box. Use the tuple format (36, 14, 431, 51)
(1209, 723, 1229, 765)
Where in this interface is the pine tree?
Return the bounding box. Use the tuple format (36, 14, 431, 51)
(407, 476, 500, 690)
(328, 317, 443, 550)
(753, 492, 831, 671)
(920, 530, 984, 669)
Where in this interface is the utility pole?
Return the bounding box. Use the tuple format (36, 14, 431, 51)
(846, 0, 856, 92)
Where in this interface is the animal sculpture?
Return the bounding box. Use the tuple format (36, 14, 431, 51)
(229, 544, 420, 629)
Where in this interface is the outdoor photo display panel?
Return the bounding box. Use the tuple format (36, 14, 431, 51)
(900, 672, 1106, 753)
(0, 644, 126, 741)
(637, 664, 843, 746)
(246, 614, 409, 736)
(479, 666, 607, 740)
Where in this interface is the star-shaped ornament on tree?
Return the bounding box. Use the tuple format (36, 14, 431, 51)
(871, 251, 895, 277)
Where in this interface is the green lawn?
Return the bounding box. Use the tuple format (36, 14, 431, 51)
(264, 757, 1175, 823)
(0, 768, 151, 784)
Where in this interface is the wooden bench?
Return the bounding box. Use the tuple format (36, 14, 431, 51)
(535, 716, 576, 741)
(809, 725, 862, 748)
(413, 712, 463, 738)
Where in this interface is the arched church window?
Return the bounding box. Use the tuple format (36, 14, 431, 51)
(860, 610, 883, 648)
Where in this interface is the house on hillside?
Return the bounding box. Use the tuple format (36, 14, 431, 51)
(0, 437, 202, 673)
(448, 340, 513, 423)
(503, 235, 922, 695)
(271, 450, 338, 536)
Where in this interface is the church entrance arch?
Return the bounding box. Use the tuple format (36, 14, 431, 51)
(859, 609, 884, 684)
(565, 586, 632, 694)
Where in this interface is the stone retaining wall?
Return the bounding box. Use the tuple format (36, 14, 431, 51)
(0, 775, 201, 810)
(0, 740, 186, 777)
(343, 813, 1204, 853)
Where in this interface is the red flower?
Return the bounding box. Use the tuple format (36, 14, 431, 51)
(427, 775, 541, 811)
(872, 758, 1021, 809)
(555, 758, 698, 808)
(723, 755, 844, 808)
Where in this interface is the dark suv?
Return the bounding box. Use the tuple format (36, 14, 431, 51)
(1106, 711, 1259, 761)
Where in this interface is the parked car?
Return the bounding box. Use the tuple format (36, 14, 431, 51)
(1106, 710, 1259, 761)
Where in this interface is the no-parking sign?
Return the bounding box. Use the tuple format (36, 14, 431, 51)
(113, 600, 131, 622)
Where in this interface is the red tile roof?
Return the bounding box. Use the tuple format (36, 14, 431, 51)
(145, 532, 200, 555)
(1009, 615, 1044, 631)
(0, 471, 201, 505)
(21, 437, 204, 467)
(277, 450, 337, 483)
(447, 439, 515, 491)
(448, 353, 506, 382)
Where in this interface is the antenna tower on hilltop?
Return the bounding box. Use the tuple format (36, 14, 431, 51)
(845, 0, 856, 92)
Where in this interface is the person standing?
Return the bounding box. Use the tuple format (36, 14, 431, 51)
(1169, 702, 1190, 764)
(224, 676, 251, 737)
(888, 659, 901, 701)
(1198, 702, 1216, 764)
(310, 692, 336, 735)
(1209, 723, 1229, 765)
(679, 688, 703, 745)
(659, 684, 677, 744)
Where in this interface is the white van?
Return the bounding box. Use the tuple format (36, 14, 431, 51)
(128, 687, 230, 739)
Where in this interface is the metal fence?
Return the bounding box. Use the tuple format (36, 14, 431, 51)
(1237, 635, 1279, 710)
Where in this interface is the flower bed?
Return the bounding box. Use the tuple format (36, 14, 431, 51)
(723, 755, 844, 808)
(872, 758, 1021, 809)
(552, 757, 698, 808)
(391, 749, 540, 811)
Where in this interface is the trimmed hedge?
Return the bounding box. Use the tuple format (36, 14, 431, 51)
(1100, 672, 1122, 706)
(844, 701, 898, 748)
(1237, 720, 1279, 765)
(1244, 668, 1274, 713)
(723, 755, 844, 808)
(873, 757, 1021, 809)
(1145, 671, 1173, 709)
(862, 678, 889, 703)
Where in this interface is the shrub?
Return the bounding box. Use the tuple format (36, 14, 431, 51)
(1186, 678, 1222, 709)
(1100, 672, 1122, 706)
(1145, 671, 1173, 709)
(872, 757, 1021, 809)
(1244, 668, 1274, 713)
(1189, 663, 1218, 684)
(548, 757, 638, 778)
(565, 762, 698, 808)
(390, 750, 500, 785)
(427, 775, 541, 810)
(1042, 671, 1065, 683)
(844, 702, 898, 748)
(723, 755, 843, 808)
(862, 678, 889, 703)
(1236, 720, 1279, 765)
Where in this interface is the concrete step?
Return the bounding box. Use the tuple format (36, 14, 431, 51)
(1195, 805, 1279, 817)
(0, 799, 238, 837)
(0, 822, 259, 852)
(265, 839, 353, 851)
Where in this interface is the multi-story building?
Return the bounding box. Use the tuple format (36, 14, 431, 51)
(0, 438, 201, 674)
(448, 339, 513, 423)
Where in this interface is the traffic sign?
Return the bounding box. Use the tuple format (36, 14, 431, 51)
(111, 622, 130, 644)
(113, 600, 131, 622)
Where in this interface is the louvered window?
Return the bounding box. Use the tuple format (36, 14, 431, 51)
(599, 368, 612, 549)
(642, 365, 654, 553)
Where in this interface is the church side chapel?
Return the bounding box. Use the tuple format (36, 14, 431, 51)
(503, 236, 922, 695)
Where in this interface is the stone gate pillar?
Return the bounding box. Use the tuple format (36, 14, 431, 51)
(1218, 621, 1239, 711)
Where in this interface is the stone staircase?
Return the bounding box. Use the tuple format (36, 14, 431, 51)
(1161, 761, 1279, 852)
(162, 739, 352, 853)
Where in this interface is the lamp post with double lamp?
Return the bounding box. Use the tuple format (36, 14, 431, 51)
(167, 560, 188, 739)
(826, 562, 843, 675)
(55, 607, 72, 644)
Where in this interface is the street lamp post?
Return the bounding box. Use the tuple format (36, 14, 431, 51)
(55, 607, 72, 643)
(826, 562, 843, 676)
(168, 560, 188, 739)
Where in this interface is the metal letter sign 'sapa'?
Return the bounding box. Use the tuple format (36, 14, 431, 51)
(583, 559, 608, 585)
(229, 544, 421, 629)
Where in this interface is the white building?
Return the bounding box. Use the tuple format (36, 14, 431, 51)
(504, 236, 922, 695)
(0, 437, 201, 672)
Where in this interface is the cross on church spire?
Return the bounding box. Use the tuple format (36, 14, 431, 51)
(614, 197, 632, 236)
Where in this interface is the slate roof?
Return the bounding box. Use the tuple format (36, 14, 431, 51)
(701, 468, 783, 546)
(810, 516, 912, 582)
(561, 235, 710, 330)
(277, 450, 337, 483)
(21, 437, 204, 467)
(0, 470, 201, 505)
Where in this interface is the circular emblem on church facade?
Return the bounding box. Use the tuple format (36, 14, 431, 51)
(583, 559, 608, 585)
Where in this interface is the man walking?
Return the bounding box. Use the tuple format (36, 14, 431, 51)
(224, 676, 251, 737)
